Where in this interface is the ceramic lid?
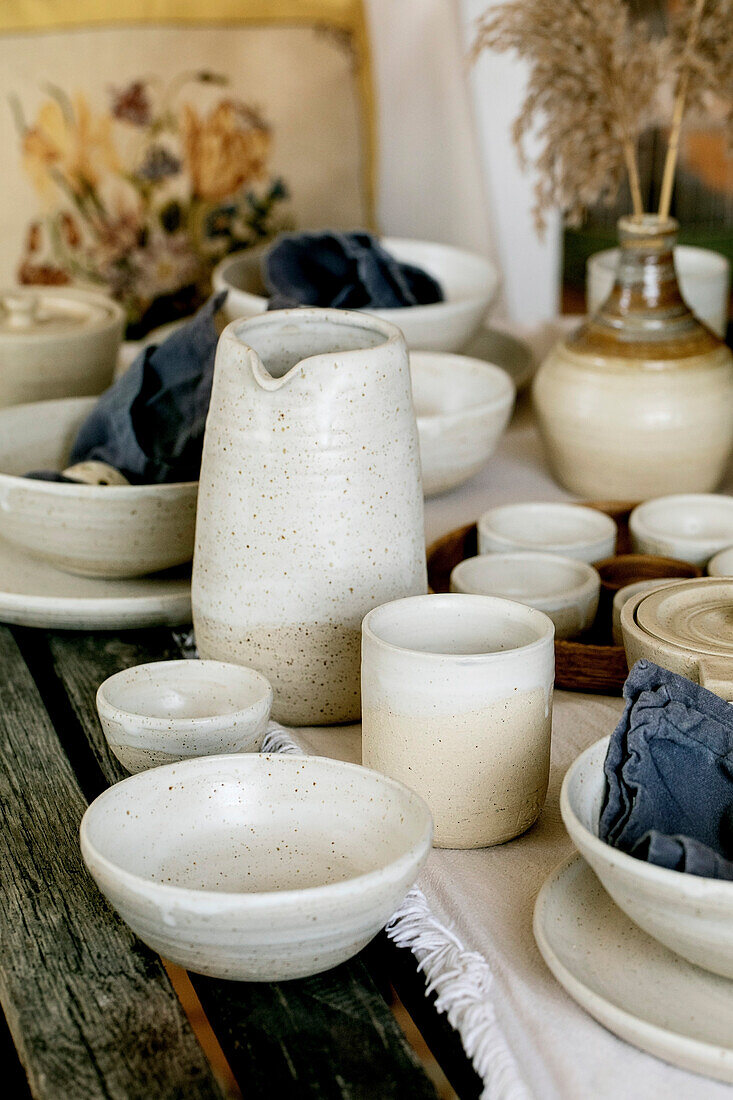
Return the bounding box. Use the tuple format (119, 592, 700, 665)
(0, 289, 117, 337)
(635, 578, 733, 658)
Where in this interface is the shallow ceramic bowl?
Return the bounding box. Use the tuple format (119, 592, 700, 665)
(449, 552, 599, 640)
(411, 352, 515, 495)
(0, 398, 197, 578)
(80, 753, 433, 981)
(212, 238, 499, 352)
(562, 737, 733, 979)
(478, 502, 617, 563)
(708, 546, 733, 577)
(630, 494, 733, 567)
(96, 660, 273, 773)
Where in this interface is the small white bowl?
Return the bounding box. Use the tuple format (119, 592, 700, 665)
(449, 552, 599, 640)
(80, 753, 432, 981)
(411, 352, 515, 496)
(611, 578, 687, 646)
(630, 494, 733, 567)
(708, 546, 733, 577)
(96, 660, 273, 773)
(0, 397, 197, 578)
(213, 237, 499, 352)
(478, 502, 617, 563)
(562, 737, 733, 979)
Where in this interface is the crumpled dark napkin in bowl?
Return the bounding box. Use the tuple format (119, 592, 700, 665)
(600, 659, 733, 880)
(27, 293, 225, 485)
(263, 231, 444, 310)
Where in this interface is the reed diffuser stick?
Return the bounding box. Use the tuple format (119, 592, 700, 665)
(623, 137, 644, 217)
(658, 0, 707, 221)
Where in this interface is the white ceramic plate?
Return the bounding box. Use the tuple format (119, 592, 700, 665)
(0, 536, 191, 629)
(534, 855, 733, 1084)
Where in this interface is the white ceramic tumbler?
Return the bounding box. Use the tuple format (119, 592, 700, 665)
(361, 593, 555, 849)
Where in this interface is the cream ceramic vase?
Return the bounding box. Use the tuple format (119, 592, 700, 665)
(533, 216, 733, 500)
(192, 308, 427, 726)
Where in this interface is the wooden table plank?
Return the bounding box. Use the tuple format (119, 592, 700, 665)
(42, 627, 440, 1099)
(0, 627, 223, 1100)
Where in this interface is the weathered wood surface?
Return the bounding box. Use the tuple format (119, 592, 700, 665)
(0, 627, 223, 1100)
(25, 626, 441, 1099)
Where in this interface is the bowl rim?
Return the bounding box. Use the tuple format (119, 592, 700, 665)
(0, 285, 126, 343)
(478, 502, 617, 552)
(449, 551, 600, 605)
(80, 752, 434, 906)
(213, 235, 499, 313)
(561, 735, 733, 899)
(411, 351, 516, 425)
(0, 397, 196, 496)
(96, 659, 273, 731)
(630, 495, 733, 549)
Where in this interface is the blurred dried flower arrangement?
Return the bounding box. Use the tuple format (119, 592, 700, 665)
(11, 71, 290, 335)
(472, 0, 733, 229)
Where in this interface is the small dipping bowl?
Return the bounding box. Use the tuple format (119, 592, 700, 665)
(478, 502, 617, 563)
(450, 552, 599, 640)
(80, 753, 432, 980)
(630, 494, 733, 567)
(97, 660, 273, 773)
(708, 546, 733, 577)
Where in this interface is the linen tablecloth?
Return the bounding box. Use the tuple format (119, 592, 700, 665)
(290, 383, 733, 1100)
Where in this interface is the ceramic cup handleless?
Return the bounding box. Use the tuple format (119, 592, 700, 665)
(449, 552, 599, 640)
(0, 287, 124, 408)
(192, 307, 427, 726)
(96, 660, 273, 773)
(478, 502, 617, 563)
(709, 546, 733, 577)
(620, 577, 733, 700)
(630, 494, 733, 567)
(361, 593, 555, 849)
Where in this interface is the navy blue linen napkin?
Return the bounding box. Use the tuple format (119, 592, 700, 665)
(599, 660, 733, 880)
(263, 231, 443, 310)
(28, 293, 225, 485)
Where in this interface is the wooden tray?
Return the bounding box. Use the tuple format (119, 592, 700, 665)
(426, 502, 640, 696)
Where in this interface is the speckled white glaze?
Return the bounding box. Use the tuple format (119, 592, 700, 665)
(630, 494, 733, 566)
(0, 287, 124, 408)
(708, 546, 733, 576)
(192, 308, 427, 726)
(477, 502, 617, 563)
(96, 660, 273, 773)
(450, 552, 599, 640)
(361, 593, 555, 849)
(80, 753, 433, 981)
(212, 238, 499, 352)
(0, 398, 197, 578)
(620, 577, 733, 700)
(611, 578, 686, 646)
(562, 737, 733, 980)
(534, 854, 733, 1084)
(411, 352, 515, 496)
(533, 341, 733, 499)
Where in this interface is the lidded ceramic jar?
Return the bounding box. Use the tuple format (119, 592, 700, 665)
(192, 307, 427, 726)
(533, 216, 733, 500)
(0, 287, 124, 408)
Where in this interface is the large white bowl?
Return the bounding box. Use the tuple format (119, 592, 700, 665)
(80, 753, 433, 981)
(630, 494, 733, 567)
(213, 237, 499, 352)
(411, 352, 515, 496)
(562, 737, 733, 979)
(96, 660, 273, 773)
(0, 398, 197, 578)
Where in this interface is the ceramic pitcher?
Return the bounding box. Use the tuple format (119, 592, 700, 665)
(192, 308, 427, 725)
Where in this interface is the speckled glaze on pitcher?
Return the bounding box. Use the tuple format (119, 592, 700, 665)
(192, 308, 427, 725)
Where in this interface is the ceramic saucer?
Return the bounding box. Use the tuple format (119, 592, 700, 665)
(0, 536, 191, 629)
(463, 316, 579, 391)
(534, 855, 733, 1084)
(635, 579, 733, 658)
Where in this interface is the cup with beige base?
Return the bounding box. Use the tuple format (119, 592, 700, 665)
(361, 593, 555, 849)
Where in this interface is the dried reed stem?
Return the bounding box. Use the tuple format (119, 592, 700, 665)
(623, 136, 644, 216)
(658, 0, 707, 220)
